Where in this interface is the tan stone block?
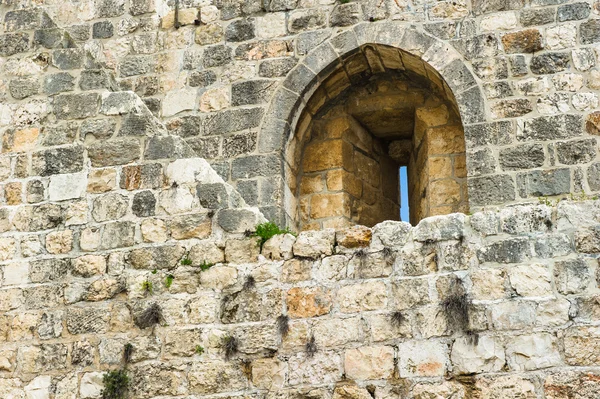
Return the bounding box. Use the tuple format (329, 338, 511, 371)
(323, 217, 354, 230)
(45, 230, 73, 254)
(2, 128, 39, 153)
(389, 140, 412, 164)
(310, 192, 351, 219)
(428, 157, 452, 179)
(362, 184, 378, 205)
(427, 125, 466, 155)
(429, 179, 461, 206)
(326, 169, 362, 197)
(73, 255, 107, 277)
(302, 139, 353, 173)
(321, 117, 352, 140)
(287, 287, 332, 318)
(252, 358, 287, 390)
(120, 165, 141, 190)
(141, 219, 168, 243)
(415, 104, 449, 128)
(323, 69, 351, 99)
(344, 346, 394, 380)
(336, 225, 372, 248)
(354, 151, 380, 188)
(564, 326, 600, 366)
(87, 168, 117, 193)
(281, 258, 312, 283)
(162, 8, 199, 29)
(301, 221, 320, 231)
(300, 174, 324, 195)
(0, 238, 16, 262)
(429, 205, 454, 217)
(337, 281, 387, 313)
(4, 182, 21, 205)
(453, 155, 467, 178)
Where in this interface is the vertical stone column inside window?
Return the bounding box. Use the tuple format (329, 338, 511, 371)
(286, 44, 469, 230)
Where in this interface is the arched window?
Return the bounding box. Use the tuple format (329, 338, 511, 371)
(285, 44, 468, 230)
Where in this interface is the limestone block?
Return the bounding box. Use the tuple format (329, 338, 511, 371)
(48, 173, 87, 201)
(564, 326, 600, 366)
(200, 266, 237, 290)
(505, 333, 561, 371)
(252, 358, 287, 390)
(45, 230, 73, 254)
(508, 263, 552, 297)
(337, 281, 387, 313)
(398, 339, 448, 377)
(344, 345, 394, 380)
(287, 287, 331, 318)
(288, 352, 343, 385)
(262, 233, 296, 260)
(451, 336, 505, 374)
(293, 229, 335, 258)
(80, 372, 103, 398)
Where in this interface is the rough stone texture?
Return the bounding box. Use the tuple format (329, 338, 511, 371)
(1, 1, 600, 397)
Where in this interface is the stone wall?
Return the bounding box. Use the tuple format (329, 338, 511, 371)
(1, 195, 600, 397)
(1, 0, 600, 228)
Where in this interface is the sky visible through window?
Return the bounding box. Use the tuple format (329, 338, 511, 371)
(399, 166, 409, 222)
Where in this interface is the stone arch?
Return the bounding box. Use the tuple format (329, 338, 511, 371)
(258, 22, 485, 229)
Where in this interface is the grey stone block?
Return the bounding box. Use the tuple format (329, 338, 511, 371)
(296, 29, 331, 56)
(554, 257, 590, 295)
(520, 8, 555, 26)
(330, 3, 363, 27)
(237, 179, 258, 206)
(34, 28, 76, 49)
(216, 208, 261, 233)
(231, 154, 281, 179)
(289, 9, 327, 33)
(0, 33, 30, 56)
(100, 221, 135, 250)
(441, 58, 477, 92)
(509, 55, 528, 77)
(132, 191, 156, 217)
(588, 163, 600, 191)
(223, 132, 257, 157)
(464, 121, 513, 147)
(203, 45, 232, 68)
(4, 8, 55, 31)
(471, 0, 525, 15)
(517, 168, 571, 197)
(303, 42, 339, 77)
(130, 0, 155, 15)
(455, 86, 485, 125)
(81, 119, 116, 140)
(94, 0, 126, 18)
(259, 57, 298, 78)
(519, 115, 583, 141)
(170, 115, 204, 138)
(468, 174, 516, 206)
(264, 0, 297, 11)
(41, 122, 77, 146)
(145, 136, 196, 160)
(558, 2, 590, 22)
(477, 237, 531, 264)
(467, 147, 497, 176)
(531, 52, 570, 74)
(188, 70, 217, 87)
(31, 145, 84, 176)
(87, 138, 141, 167)
(556, 139, 597, 165)
(580, 19, 600, 44)
(92, 21, 114, 39)
(203, 107, 264, 135)
(258, 118, 288, 153)
(9, 77, 39, 100)
(44, 73, 75, 94)
(453, 34, 499, 60)
(53, 93, 100, 119)
(187, 136, 221, 159)
(283, 64, 317, 95)
(52, 48, 84, 70)
(80, 70, 114, 90)
(120, 55, 156, 77)
(232, 80, 275, 106)
(225, 18, 255, 42)
(499, 144, 545, 170)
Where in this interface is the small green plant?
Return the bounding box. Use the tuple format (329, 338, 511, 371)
(181, 257, 192, 265)
(252, 221, 295, 249)
(199, 261, 214, 271)
(165, 274, 174, 289)
(102, 369, 129, 399)
(151, 269, 157, 274)
(195, 345, 204, 355)
(141, 280, 153, 294)
(339, 0, 350, 3)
